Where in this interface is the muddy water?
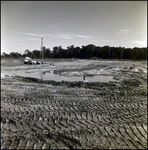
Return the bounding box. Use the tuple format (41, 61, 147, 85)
(42, 72, 115, 82)
(21, 71, 115, 82)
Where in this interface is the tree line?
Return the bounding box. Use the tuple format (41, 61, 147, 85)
(1, 44, 147, 60)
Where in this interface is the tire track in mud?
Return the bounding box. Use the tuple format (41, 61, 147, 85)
(1, 77, 147, 149)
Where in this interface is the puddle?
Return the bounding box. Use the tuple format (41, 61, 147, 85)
(20, 71, 115, 82)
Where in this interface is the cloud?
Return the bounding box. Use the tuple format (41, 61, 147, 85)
(6, 30, 54, 37)
(132, 40, 147, 46)
(24, 32, 43, 36)
(14, 42, 28, 46)
(23, 32, 54, 37)
(102, 40, 114, 43)
(6, 30, 21, 34)
(88, 39, 98, 43)
(88, 38, 115, 44)
(53, 34, 74, 39)
(76, 34, 92, 39)
(23, 32, 73, 39)
(29, 37, 40, 41)
(53, 33, 92, 40)
(6, 30, 93, 40)
(116, 29, 131, 34)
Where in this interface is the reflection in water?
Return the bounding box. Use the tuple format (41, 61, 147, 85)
(40, 71, 46, 80)
(28, 71, 115, 82)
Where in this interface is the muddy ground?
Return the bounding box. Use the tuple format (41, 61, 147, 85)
(1, 58, 147, 149)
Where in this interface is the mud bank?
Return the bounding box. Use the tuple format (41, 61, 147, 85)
(11, 71, 144, 91)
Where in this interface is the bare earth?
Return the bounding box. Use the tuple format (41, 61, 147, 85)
(1, 58, 147, 149)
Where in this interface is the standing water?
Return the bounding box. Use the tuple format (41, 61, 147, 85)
(38, 71, 115, 82)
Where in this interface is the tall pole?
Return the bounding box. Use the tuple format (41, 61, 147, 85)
(41, 38, 43, 62)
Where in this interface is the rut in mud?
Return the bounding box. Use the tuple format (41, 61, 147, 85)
(1, 78, 147, 149)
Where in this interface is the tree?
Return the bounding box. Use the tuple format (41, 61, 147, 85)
(140, 48, 147, 59)
(75, 46, 81, 58)
(4, 45, 146, 60)
(1, 52, 9, 57)
(24, 49, 32, 57)
(67, 45, 75, 58)
(61, 49, 68, 58)
(100, 46, 109, 59)
(118, 46, 124, 59)
(32, 50, 40, 59)
(52, 46, 62, 58)
(93, 46, 101, 58)
(44, 48, 53, 58)
(122, 48, 133, 59)
(9, 52, 22, 58)
(80, 45, 94, 58)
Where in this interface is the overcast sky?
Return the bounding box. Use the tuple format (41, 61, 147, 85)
(1, 1, 147, 54)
